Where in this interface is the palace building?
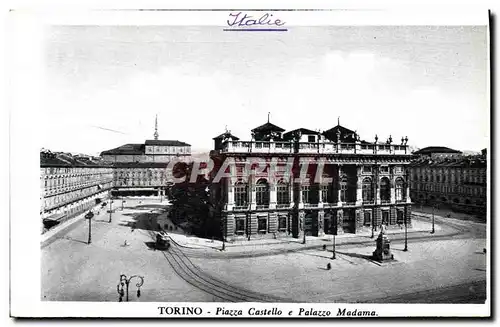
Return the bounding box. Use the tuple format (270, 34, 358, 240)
(210, 118, 413, 241)
(410, 147, 487, 217)
(40, 149, 114, 232)
(100, 116, 191, 197)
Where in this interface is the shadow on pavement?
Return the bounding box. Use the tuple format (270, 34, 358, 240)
(60, 236, 88, 245)
(118, 212, 162, 232)
(298, 251, 332, 260)
(128, 204, 169, 210)
(336, 250, 375, 263)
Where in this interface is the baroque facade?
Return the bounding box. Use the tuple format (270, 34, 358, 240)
(410, 147, 487, 216)
(40, 149, 114, 231)
(210, 119, 413, 241)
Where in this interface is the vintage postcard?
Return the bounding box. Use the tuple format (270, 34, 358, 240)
(9, 7, 490, 318)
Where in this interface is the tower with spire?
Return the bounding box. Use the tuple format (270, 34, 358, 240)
(154, 115, 159, 140)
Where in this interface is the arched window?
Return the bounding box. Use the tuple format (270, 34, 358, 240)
(380, 177, 391, 202)
(234, 181, 248, 207)
(277, 179, 290, 206)
(340, 177, 348, 202)
(362, 178, 373, 203)
(256, 179, 270, 207)
(395, 177, 405, 202)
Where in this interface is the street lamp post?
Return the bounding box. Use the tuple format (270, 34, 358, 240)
(370, 212, 375, 238)
(221, 201, 226, 251)
(109, 200, 113, 223)
(117, 274, 144, 302)
(403, 207, 408, 251)
(302, 214, 306, 245)
(332, 233, 336, 260)
(222, 215, 226, 251)
(332, 213, 337, 260)
(431, 205, 435, 234)
(85, 211, 94, 244)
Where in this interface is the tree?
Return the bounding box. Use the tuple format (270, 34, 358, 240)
(168, 162, 221, 239)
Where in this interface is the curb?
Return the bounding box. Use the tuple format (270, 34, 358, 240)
(41, 203, 108, 248)
(41, 215, 86, 248)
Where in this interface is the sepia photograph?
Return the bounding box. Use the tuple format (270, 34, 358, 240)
(9, 7, 490, 318)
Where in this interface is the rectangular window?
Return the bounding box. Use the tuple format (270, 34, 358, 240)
(397, 210, 404, 224)
(234, 184, 248, 207)
(363, 166, 372, 173)
(382, 211, 389, 225)
(320, 185, 329, 203)
(277, 184, 290, 205)
(235, 219, 245, 235)
(307, 135, 316, 143)
(395, 187, 402, 201)
(258, 218, 267, 233)
(363, 211, 371, 226)
(278, 216, 287, 231)
(380, 166, 389, 173)
(301, 185, 310, 204)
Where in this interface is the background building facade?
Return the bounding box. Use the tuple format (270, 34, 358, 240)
(410, 146, 487, 217)
(40, 149, 113, 232)
(100, 118, 191, 197)
(211, 120, 413, 241)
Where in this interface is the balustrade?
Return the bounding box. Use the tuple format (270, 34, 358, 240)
(222, 140, 408, 155)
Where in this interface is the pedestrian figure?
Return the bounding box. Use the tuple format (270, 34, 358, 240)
(326, 263, 331, 270)
(322, 244, 327, 251)
(483, 248, 486, 254)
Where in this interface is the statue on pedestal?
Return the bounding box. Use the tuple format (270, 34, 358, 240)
(372, 225, 394, 262)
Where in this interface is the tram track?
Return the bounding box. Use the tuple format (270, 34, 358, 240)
(164, 215, 480, 260)
(146, 228, 290, 302)
(145, 214, 483, 302)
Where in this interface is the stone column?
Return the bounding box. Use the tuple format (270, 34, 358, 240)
(390, 177, 396, 203)
(250, 176, 257, 210)
(405, 205, 412, 228)
(269, 179, 277, 209)
(375, 174, 381, 205)
(336, 209, 344, 235)
(317, 210, 325, 236)
(298, 181, 304, 209)
(318, 178, 324, 207)
(356, 165, 363, 205)
(226, 213, 235, 240)
(299, 210, 306, 238)
(227, 178, 235, 211)
(337, 164, 343, 206)
(406, 168, 412, 203)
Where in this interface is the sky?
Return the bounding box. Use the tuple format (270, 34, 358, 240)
(42, 25, 489, 156)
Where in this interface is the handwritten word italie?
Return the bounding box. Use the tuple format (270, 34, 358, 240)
(226, 12, 286, 29)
